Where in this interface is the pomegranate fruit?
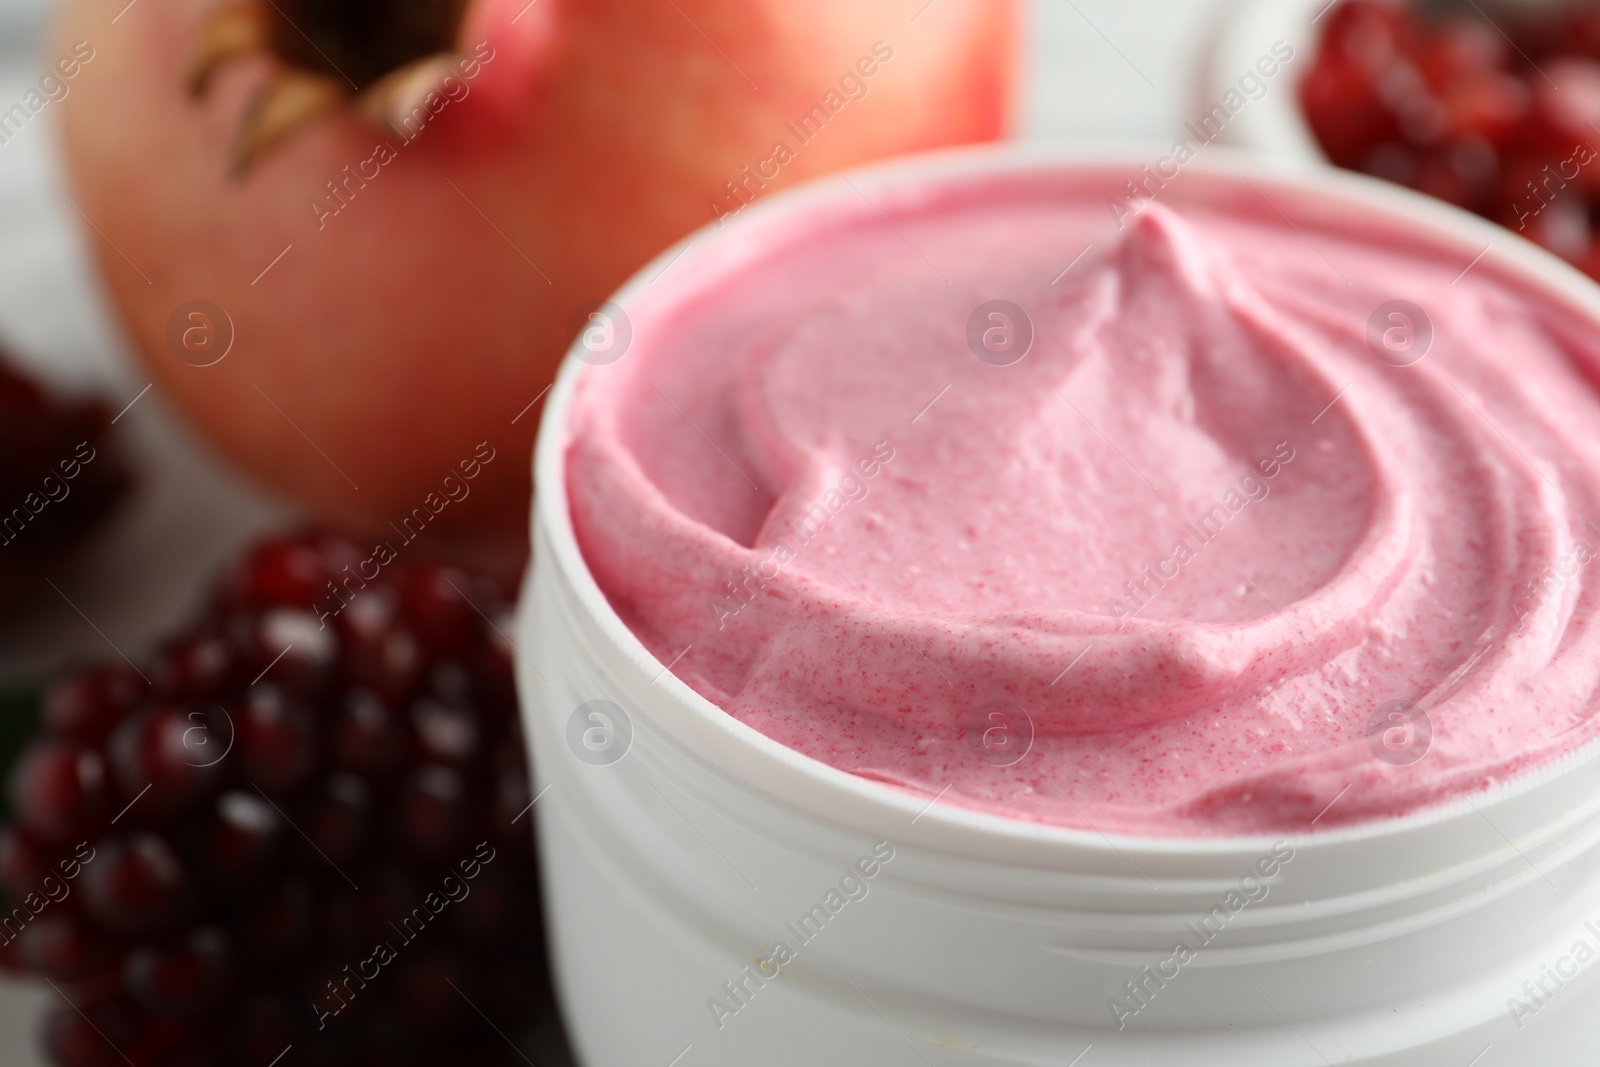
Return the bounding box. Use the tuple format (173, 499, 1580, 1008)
(2, 529, 556, 1065)
(52, 0, 1016, 571)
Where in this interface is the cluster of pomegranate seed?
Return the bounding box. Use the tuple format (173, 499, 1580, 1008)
(0, 531, 555, 1066)
(0, 352, 128, 565)
(1302, 0, 1600, 278)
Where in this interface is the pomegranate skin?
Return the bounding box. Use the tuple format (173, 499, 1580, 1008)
(51, 0, 1016, 572)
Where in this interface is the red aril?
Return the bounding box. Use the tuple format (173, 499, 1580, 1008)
(9, 740, 115, 843)
(1304, 1, 1600, 284)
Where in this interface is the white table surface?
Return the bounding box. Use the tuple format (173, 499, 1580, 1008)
(0, 0, 1237, 1060)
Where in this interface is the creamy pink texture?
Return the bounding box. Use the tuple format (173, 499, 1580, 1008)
(565, 167, 1600, 835)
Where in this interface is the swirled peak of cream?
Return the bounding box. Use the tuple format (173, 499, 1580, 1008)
(565, 171, 1600, 836)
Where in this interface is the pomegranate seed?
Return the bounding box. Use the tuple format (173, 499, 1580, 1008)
(18, 914, 113, 982)
(149, 635, 233, 704)
(0, 934, 26, 975)
(55, 956, 126, 1007)
(232, 609, 337, 698)
(202, 792, 284, 890)
(42, 667, 145, 747)
(124, 927, 233, 1017)
(1541, 58, 1600, 128)
(428, 661, 476, 710)
(393, 766, 472, 864)
(451, 864, 531, 947)
(127, 1017, 216, 1066)
(1417, 20, 1507, 88)
(298, 773, 372, 864)
(81, 833, 191, 937)
(10, 740, 115, 843)
(470, 635, 518, 725)
(1440, 72, 1527, 146)
(395, 950, 472, 1032)
(107, 706, 225, 826)
(411, 697, 480, 766)
(0, 825, 50, 893)
(0, 355, 129, 563)
(1300, 55, 1401, 166)
(40, 999, 143, 1067)
(327, 689, 410, 778)
(487, 759, 533, 850)
(234, 687, 318, 796)
(482, 956, 549, 1021)
(231, 537, 328, 609)
(227, 993, 304, 1065)
(237, 877, 314, 970)
(330, 865, 419, 947)
(399, 566, 477, 657)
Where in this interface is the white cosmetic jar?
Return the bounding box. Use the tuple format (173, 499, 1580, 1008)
(516, 147, 1600, 1066)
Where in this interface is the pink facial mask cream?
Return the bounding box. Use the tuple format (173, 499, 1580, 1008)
(563, 172, 1600, 837)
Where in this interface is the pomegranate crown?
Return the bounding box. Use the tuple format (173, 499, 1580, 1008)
(187, 0, 472, 173)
